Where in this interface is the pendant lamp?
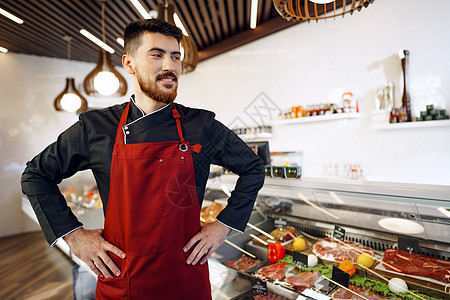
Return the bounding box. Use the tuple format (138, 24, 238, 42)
(54, 36, 88, 113)
(83, 1, 127, 97)
(273, 0, 374, 23)
(157, 2, 198, 74)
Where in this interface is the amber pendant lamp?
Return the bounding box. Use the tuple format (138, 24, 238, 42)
(157, 2, 198, 74)
(273, 0, 375, 23)
(83, 0, 127, 97)
(54, 36, 88, 113)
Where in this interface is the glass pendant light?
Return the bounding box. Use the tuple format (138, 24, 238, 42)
(83, 49, 126, 96)
(157, 2, 198, 74)
(54, 36, 88, 113)
(83, 1, 127, 97)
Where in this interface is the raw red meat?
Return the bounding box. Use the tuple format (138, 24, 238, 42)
(283, 271, 320, 292)
(382, 248, 450, 283)
(332, 284, 403, 300)
(225, 255, 262, 272)
(269, 226, 300, 242)
(256, 262, 288, 281)
(253, 291, 288, 300)
(313, 238, 374, 263)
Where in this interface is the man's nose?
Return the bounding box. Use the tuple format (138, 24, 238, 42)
(162, 55, 175, 72)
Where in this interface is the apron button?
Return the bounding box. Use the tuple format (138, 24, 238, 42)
(159, 159, 163, 162)
(181, 156, 184, 160)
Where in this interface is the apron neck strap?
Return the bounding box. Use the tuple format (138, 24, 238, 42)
(115, 102, 131, 145)
(115, 102, 187, 147)
(171, 104, 186, 145)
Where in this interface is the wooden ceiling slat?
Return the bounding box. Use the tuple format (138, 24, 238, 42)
(0, 14, 92, 63)
(187, 0, 210, 46)
(51, 0, 124, 60)
(217, 0, 228, 38)
(143, 0, 159, 10)
(256, 0, 264, 26)
(0, 2, 66, 48)
(130, 0, 151, 14)
(237, 0, 245, 31)
(198, 0, 215, 43)
(65, 0, 125, 46)
(198, 16, 297, 62)
(51, 0, 101, 38)
(47, 1, 123, 63)
(0, 0, 98, 63)
(113, 0, 142, 21)
(0, 23, 65, 59)
(70, 1, 126, 40)
(227, 0, 236, 36)
(108, 1, 133, 31)
(175, 1, 204, 49)
(262, 0, 273, 22)
(0, 0, 302, 68)
(28, 2, 98, 49)
(207, 0, 222, 41)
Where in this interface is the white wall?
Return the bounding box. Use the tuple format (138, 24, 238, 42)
(0, 52, 132, 238)
(177, 0, 450, 186)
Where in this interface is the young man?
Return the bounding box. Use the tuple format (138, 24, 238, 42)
(21, 19, 265, 299)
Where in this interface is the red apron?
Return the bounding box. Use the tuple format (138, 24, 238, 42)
(96, 103, 211, 300)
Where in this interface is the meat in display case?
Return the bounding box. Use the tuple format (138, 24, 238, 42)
(207, 175, 450, 300)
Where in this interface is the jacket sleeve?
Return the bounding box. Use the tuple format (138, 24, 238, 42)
(21, 118, 90, 245)
(208, 120, 265, 233)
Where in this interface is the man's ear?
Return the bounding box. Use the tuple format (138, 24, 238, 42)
(122, 54, 135, 75)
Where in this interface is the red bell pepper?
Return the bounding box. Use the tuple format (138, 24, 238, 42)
(267, 242, 285, 263)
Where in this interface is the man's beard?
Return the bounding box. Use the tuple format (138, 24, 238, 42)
(136, 70, 178, 104)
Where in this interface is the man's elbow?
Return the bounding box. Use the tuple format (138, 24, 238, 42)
(253, 159, 266, 189)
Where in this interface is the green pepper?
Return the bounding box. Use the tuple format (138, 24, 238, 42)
(267, 242, 285, 263)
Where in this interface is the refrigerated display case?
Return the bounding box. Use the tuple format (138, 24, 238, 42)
(208, 175, 450, 300)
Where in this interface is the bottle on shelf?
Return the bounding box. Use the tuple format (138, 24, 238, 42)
(399, 49, 412, 122)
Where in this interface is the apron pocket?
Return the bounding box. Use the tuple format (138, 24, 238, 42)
(160, 154, 197, 218)
(96, 276, 129, 300)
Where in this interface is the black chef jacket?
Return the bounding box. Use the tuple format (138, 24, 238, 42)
(21, 97, 265, 245)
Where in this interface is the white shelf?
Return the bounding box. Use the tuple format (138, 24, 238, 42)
(274, 113, 360, 125)
(238, 132, 272, 141)
(370, 119, 450, 130)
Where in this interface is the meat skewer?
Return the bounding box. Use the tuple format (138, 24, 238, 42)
(247, 223, 276, 240)
(250, 233, 269, 246)
(224, 240, 256, 259)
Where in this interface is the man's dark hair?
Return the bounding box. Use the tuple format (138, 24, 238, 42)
(124, 19, 183, 57)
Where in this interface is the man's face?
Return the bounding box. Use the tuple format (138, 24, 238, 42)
(126, 32, 182, 103)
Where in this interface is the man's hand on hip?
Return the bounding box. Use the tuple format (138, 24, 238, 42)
(63, 228, 126, 278)
(183, 221, 231, 266)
